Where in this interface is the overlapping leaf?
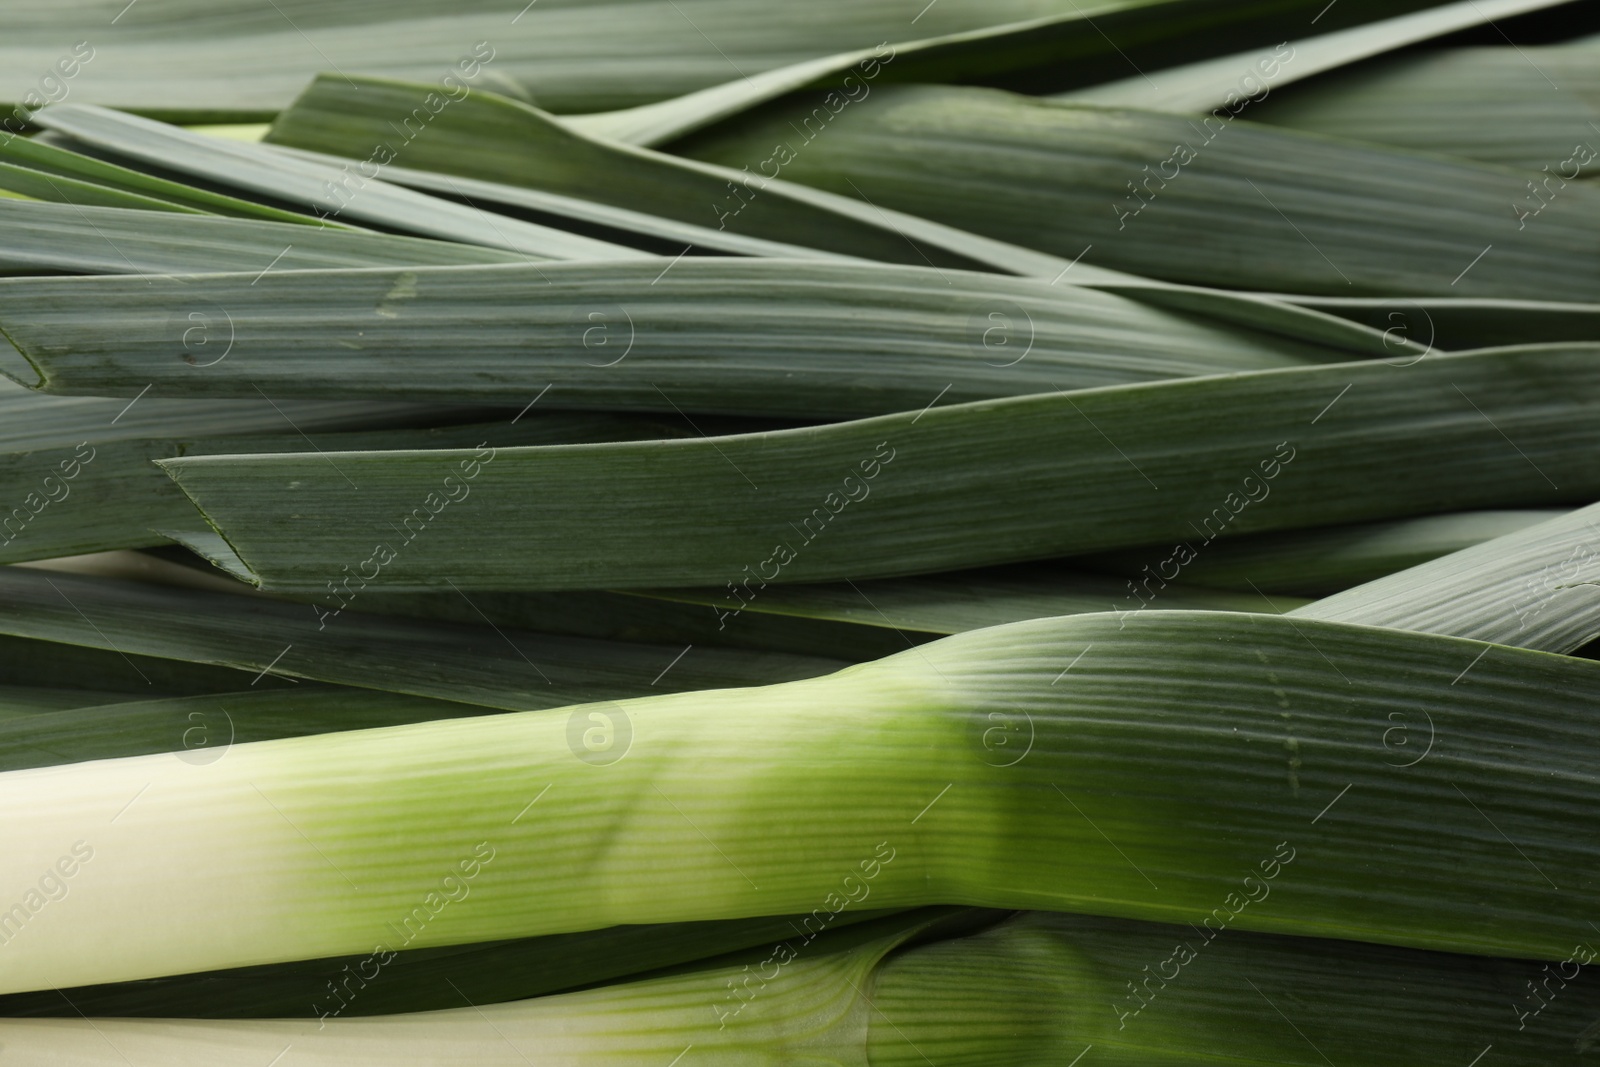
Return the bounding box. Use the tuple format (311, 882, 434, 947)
(0, 0, 1458, 118)
(158, 345, 1600, 591)
(0, 568, 841, 711)
(1253, 34, 1600, 172)
(0, 199, 532, 275)
(0, 259, 1350, 413)
(672, 85, 1600, 298)
(33, 105, 644, 259)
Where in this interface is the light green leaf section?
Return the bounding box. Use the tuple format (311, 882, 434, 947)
(672, 85, 1600, 299)
(0, 162, 204, 214)
(0, 199, 534, 276)
(0, 567, 841, 712)
(0, 904, 902, 1021)
(2, 908, 1588, 1064)
(0, 259, 1347, 413)
(0, 912, 970, 1065)
(1052, 0, 1573, 113)
(30, 105, 646, 260)
(1294, 501, 1600, 654)
(159, 346, 1600, 591)
(2, 611, 1597, 996)
(1252, 36, 1600, 172)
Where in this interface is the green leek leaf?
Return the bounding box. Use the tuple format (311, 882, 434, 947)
(1053, 0, 1573, 113)
(1079, 509, 1564, 596)
(0, 567, 841, 710)
(158, 345, 1600, 591)
(0, 199, 534, 276)
(1294, 500, 1600, 653)
(638, 565, 1290, 636)
(1252, 35, 1600, 172)
(33, 104, 646, 260)
(0, 260, 1345, 412)
(672, 85, 1600, 299)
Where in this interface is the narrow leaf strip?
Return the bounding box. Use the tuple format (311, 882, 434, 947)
(0, 908, 899, 1021)
(1079, 509, 1565, 597)
(0, 689, 491, 774)
(0, 133, 329, 224)
(0, 567, 841, 711)
(264, 75, 995, 270)
(279, 145, 862, 260)
(0, 686, 133, 715)
(1276, 294, 1600, 350)
(0, 162, 203, 214)
(0, 632, 284, 697)
(0, 200, 533, 276)
(639, 564, 1290, 636)
(0, 375, 456, 453)
(31, 104, 646, 260)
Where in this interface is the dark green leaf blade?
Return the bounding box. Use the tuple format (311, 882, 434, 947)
(0, 259, 1347, 413)
(0, 567, 842, 710)
(672, 85, 1600, 299)
(160, 345, 1600, 591)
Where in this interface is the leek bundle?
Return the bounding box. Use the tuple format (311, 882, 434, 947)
(0, 3, 1597, 1063)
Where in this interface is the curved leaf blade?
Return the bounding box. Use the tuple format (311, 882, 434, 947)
(1054, 0, 1575, 112)
(673, 85, 1600, 299)
(32, 105, 646, 260)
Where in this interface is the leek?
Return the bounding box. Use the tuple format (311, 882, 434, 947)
(1, 611, 1597, 995)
